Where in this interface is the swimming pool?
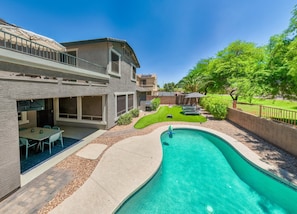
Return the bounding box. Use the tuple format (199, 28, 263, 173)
(116, 128, 297, 213)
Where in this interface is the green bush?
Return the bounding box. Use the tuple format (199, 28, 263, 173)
(130, 108, 139, 117)
(117, 113, 132, 125)
(200, 96, 228, 119)
(151, 98, 161, 110)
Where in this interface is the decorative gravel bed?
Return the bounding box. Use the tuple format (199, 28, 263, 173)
(38, 110, 297, 213)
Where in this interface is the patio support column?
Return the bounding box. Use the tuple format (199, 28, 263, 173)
(102, 95, 106, 122)
(77, 97, 82, 120)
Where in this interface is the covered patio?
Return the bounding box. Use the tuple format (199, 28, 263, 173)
(20, 125, 105, 186)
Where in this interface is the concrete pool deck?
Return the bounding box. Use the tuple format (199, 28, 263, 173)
(49, 127, 164, 214)
(49, 125, 295, 214)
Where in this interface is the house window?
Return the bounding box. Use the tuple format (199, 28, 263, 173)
(82, 96, 102, 121)
(59, 97, 77, 119)
(57, 96, 104, 122)
(141, 79, 146, 86)
(131, 65, 136, 81)
(109, 49, 121, 76)
(117, 95, 126, 117)
(115, 93, 134, 118)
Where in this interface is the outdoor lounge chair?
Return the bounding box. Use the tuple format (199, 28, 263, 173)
(182, 105, 196, 111)
(182, 106, 201, 115)
(183, 110, 200, 115)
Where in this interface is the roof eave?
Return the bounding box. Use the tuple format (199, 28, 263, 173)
(62, 38, 140, 67)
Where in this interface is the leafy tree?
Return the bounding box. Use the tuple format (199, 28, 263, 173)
(265, 34, 297, 98)
(179, 73, 199, 92)
(285, 4, 297, 39)
(163, 82, 176, 92)
(178, 4, 297, 103)
(283, 5, 297, 98)
(180, 58, 214, 94)
(208, 40, 266, 104)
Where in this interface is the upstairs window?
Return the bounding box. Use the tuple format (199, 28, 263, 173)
(110, 49, 121, 76)
(131, 65, 136, 81)
(141, 79, 146, 86)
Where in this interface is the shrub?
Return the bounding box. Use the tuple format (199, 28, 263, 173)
(151, 98, 161, 110)
(200, 96, 228, 119)
(117, 113, 132, 125)
(130, 108, 139, 117)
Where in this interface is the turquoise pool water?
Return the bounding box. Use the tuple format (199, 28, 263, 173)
(117, 128, 297, 213)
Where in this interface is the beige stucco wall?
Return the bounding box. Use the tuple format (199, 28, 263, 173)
(227, 108, 297, 157)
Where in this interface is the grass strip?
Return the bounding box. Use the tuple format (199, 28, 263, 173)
(134, 106, 207, 129)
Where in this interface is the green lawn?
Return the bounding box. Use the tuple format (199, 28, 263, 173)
(134, 106, 207, 129)
(211, 94, 297, 115)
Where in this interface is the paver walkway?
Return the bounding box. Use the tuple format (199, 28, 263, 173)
(0, 167, 73, 214)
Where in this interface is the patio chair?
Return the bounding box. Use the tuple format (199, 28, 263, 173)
(42, 132, 62, 154)
(19, 137, 37, 159)
(43, 125, 51, 129)
(52, 126, 60, 130)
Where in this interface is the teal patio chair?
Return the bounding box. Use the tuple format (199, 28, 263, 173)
(19, 137, 37, 159)
(42, 132, 63, 154)
(52, 126, 60, 130)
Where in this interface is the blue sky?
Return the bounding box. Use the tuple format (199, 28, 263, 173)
(1, 1, 296, 86)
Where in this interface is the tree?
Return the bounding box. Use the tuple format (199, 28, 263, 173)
(163, 82, 176, 92)
(178, 4, 297, 102)
(265, 34, 297, 98)
(285, 4, 297, 40)
(180, 58, 214, 94)
(208, 40, 266, 105)
(283, 5, 297, 98)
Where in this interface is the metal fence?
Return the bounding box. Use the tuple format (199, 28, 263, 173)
(0, 29, 106, 74)
(259, 105, 297, 126)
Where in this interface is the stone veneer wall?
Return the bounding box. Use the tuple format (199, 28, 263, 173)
(227, 108, 297, 157)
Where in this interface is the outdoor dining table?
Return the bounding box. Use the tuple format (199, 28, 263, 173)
(19, 127, 63, 151)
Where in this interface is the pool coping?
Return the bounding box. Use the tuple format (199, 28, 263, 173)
(49, 125, 297, 214)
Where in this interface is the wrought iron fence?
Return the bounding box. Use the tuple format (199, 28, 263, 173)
(0, 29, 106, 74)
(259, 105, 297, 126)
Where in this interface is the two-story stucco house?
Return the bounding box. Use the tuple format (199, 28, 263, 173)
(136, 74, 158, 96)
(0, 20, 140, 199)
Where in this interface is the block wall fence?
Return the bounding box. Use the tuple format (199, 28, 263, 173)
(227, 108, 297, 157)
